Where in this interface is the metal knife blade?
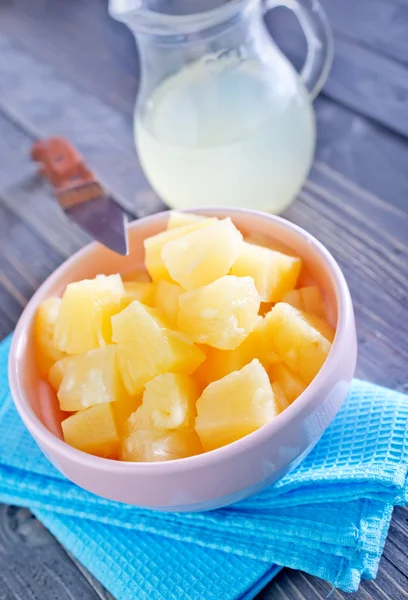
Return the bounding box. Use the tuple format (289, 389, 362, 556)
(31, 137, 129, 255)
(67, 194, 128, 256)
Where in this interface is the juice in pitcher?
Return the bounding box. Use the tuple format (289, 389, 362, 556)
(136, 55, 315, 212)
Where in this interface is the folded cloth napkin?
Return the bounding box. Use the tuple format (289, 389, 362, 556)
(1, 334, 408, 598)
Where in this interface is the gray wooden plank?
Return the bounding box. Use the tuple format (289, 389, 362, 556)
(0, 189, 66, 280)
(0, 174, 91, 258)
(314, 96, 408, 215)
(324, 37, 408, 139)
(0, 505, 109, 600)
(0, 0, 139, 118)
(386, 506, 408, 579)
(0, 196, 65, 342)
(384, 537, 408, 581)
(0, 34, 163, 217)
(362, 557, 408, 600)
(0, 111, 34, 192)
(323, 0, 408, 66)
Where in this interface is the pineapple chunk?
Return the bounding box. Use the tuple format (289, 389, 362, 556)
(61, 403, 119, 458)
(144, 218, 215, 282)
(304, 312, 335, 343)
(279, 290, 334, 342)
(300, 286, 326, 318)
(154, 280, 183, 327)
(121, 429, 202, 462)
(238, 316, 281, 367)
(282, 286, 326, 318)
(53, 274, 125, 354)
(57, 345, 127, 412)
(52, 352, 141, 432)
(194, 345, 245, 390)
(127, 373, 199, 431)
(112, 394, 142, 434)
(166, 330, 207, 373)
(177, 276, 260, 350)
(48, 355, 73, 390)
(264, 303, 332, 384)
(111, 301, 205, 395)
(268, 362, 306, 403)
(230, 242, 301, 302)
(162, 218, 243, 291)
(121, 281, 156, 308)
(280, 289, 303, 311)
(167, 211, 204, 230)
(34, 297, 66, 376)
(272, 382, 290, 413)
(195, 317, 280, 388)
(195, 359, 277, 451)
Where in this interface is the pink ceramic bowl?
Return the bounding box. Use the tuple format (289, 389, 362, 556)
(9, 208, 357, 512)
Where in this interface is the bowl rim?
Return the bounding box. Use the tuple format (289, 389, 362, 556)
(9, 207, 353, 474)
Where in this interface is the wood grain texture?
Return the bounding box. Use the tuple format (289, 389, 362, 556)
(0, 196, 67, 338)
(0, 0, 140, 117)
(0, 33, 150, 216)
(314, 97, 408, 214)
(0, 506, 112, 600)
(295, 166, 408, 393)
(324, 0, 408, 66)
(0, 2, 407, 599)
(0, 110, 35, 192)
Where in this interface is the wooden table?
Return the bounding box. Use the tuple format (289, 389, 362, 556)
(0, 1, 407, 598)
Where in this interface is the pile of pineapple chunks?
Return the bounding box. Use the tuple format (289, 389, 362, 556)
(34, 212, 335, 461)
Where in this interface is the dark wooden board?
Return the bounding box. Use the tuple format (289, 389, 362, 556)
(0, 2, 407, 600)
(314, 97, 408, 214)
(324, 0, 408, 66)
(0, 505, 113, 600)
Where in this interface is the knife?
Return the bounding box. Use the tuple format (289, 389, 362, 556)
(31, 137, 129, 255)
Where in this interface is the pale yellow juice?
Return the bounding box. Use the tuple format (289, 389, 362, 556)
(135, 58, 315, 212)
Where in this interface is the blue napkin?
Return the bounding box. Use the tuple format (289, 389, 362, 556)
(1, 334, 408, 597)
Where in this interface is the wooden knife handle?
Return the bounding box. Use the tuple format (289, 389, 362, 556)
(32, 137, 103, 207)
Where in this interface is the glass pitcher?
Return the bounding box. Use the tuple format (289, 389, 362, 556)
(110, 0, 332, 213)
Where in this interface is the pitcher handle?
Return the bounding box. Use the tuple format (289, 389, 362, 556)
(263, 0, 333, 99)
